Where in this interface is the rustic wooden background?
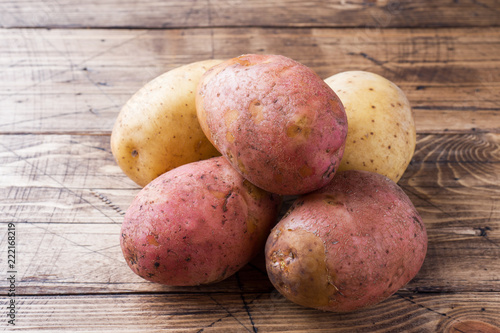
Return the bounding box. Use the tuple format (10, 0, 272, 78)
(0, 0, 499, 332)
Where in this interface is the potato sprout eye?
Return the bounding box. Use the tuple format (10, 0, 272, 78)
(131, 150, 138, 157)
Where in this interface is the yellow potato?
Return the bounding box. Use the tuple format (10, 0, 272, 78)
(325, 71, 416, 182)
(111, 59, 223, 187)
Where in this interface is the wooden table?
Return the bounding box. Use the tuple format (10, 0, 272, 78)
(1, 1, 499, 331)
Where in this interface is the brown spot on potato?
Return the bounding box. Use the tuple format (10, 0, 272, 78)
(328, 98, 342, 113)
(286, 116, 311, 139)
(146, 234, 159, 247)
(210, 190, 226, 199)
(243, 179, 265, 201)
(299, 164, 313, 178)
(267, 229, 337, 308)
(249, 100, 264, 123)
(246, 214, 258, 234)
(237, 158, 246, 174)
(274, 169, 284, 184)
(131, 149, 138, 157)
(224, 109, 239, 127)
(226, 131, 235, 143)
(235, 58, 253, 66)
(323, 194, 342, 206)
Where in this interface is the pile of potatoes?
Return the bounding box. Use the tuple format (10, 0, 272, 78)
(112, 54, 427, 313)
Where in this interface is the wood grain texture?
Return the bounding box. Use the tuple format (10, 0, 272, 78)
(1, 0, 499, 29)
(1, 133, 498, 295)
(0, 219, 498, 295)
(0, 292, 498, 332)
(1, 27, 499, 135)
(1, 1, 500, 330)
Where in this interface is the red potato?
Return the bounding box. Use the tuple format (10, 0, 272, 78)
(121, 156, 281, 286)
(196, 54, 348, 195)
(265, 170, 427, 312)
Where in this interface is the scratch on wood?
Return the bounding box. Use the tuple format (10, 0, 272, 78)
(398, 294, 449, 317)
(359, 51, 386, 66)
(26, 221, 123, 263)
(471, 0, 500, 11)
(197, 294, 253, 333)
(90, 190, 126, 216)
(399, 184, 455, 220)
(81, 70, 120, 111)
(348, 51, 399, 76)
(474, 226, 500, 248)
(0, 111, 89, 130)
(196, 315, 226, 333)
(236, 272, 258, 333)
(247, 262, 269, 278)
(0, 30, 148, 105)
(401, 185, 500, 248)
(1, 211, 123, 265)
(0, 141, 120, 224)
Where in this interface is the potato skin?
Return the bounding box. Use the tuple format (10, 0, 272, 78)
(265, 170, 427, 312)
(121, 156, 281, 286)
(325, 71, 416, 182)
(196, 54, 348, 195)
(111, 59, 223, 187)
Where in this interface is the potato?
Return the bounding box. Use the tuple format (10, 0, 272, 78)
(265, 170, 427, 312)
(120, 156, 281, 286)
(196, 54, 348, 195)
(111, 59, 224, 187)
(324, 71, 416, 182)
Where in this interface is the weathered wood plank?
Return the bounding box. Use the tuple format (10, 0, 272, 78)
(0, 217, 497, 295)
(403, 133, 500, 188)
(1, 1, 498, 331)
(2, 132, 497, 188)
(1, 132, 499, 216)
(0, 221, 274, 295)
(1, 0, 499, 29)
(0, 133, 499, 295)
(0, 134, 137, 224)
(0, 27, 499, 134)
(1, 292, 499, 332)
